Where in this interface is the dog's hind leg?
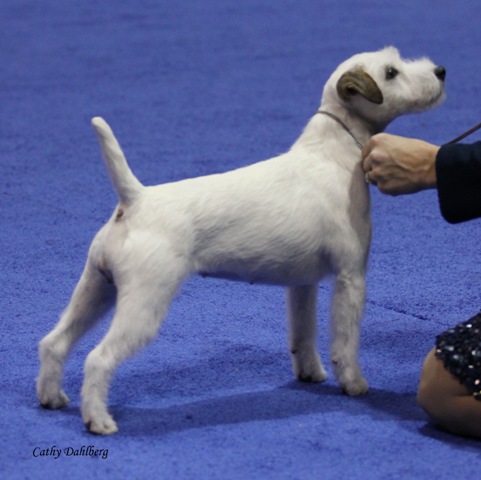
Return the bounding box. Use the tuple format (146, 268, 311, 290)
(330, 270, 368, 396)
(287, 284, 327, 383)
(80, 262, 187, 435)
(37, 259, 116, 409)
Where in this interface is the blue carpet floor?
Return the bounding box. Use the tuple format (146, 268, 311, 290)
(1, 1, 480, 479)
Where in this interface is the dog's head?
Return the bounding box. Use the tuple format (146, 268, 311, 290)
(322, 47, 446, 131)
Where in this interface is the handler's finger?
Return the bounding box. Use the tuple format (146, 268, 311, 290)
(367, 169, 378, 186)
(361, 144, 374, 172)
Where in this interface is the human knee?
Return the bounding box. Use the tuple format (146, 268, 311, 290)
(416, 349, 440, 416)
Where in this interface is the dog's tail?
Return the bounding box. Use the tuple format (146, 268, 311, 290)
(91, 117, 143, 204)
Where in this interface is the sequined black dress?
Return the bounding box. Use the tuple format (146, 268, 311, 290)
(435, 312, 481, 400)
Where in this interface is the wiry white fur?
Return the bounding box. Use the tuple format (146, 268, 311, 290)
(37, 47, 445, 434)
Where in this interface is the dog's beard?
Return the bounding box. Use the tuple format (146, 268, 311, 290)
(414, 89, 446, 111)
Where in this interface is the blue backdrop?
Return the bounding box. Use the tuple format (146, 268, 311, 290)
(1, 1, 480, 479)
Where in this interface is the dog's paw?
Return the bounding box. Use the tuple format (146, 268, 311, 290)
(332, 360, 369, 396)
(341, 377, 369, 396)
(82, 399, 118, 435)
(84, 413, 118, 435)
(291, 350, 328, 383)
(38, 388, 70, 410)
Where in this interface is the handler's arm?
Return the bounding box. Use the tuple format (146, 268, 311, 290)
(436, 142, 481, 223)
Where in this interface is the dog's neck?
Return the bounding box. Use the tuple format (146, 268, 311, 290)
(293, 103, 388, 156)
(316, 110, 363, 150)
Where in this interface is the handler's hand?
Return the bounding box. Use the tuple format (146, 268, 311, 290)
(361, 133, 439, 195)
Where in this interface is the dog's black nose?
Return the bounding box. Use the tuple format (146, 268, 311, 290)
(435, 66, 446, 81)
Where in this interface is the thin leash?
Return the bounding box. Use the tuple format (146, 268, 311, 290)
(318, 109, 481, 149)
(317, 109, 481, 183)
(317, 110, 364, 150)
(444, 120, 481, 145)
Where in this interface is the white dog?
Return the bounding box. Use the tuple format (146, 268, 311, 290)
(37, 47, 446, 434)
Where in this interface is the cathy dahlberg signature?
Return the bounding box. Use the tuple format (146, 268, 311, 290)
(32, 445, 108, 460)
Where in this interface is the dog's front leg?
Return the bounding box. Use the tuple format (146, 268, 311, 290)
(286, 284, 327, 383)
(330, 271, 368, 396)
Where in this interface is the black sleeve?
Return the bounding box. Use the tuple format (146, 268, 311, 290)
(435, 141, 481, 224)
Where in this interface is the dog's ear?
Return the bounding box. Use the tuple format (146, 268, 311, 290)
(336, 67, 384, 104)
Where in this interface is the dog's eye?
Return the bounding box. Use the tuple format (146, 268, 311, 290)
(385, 67, 399, 80)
